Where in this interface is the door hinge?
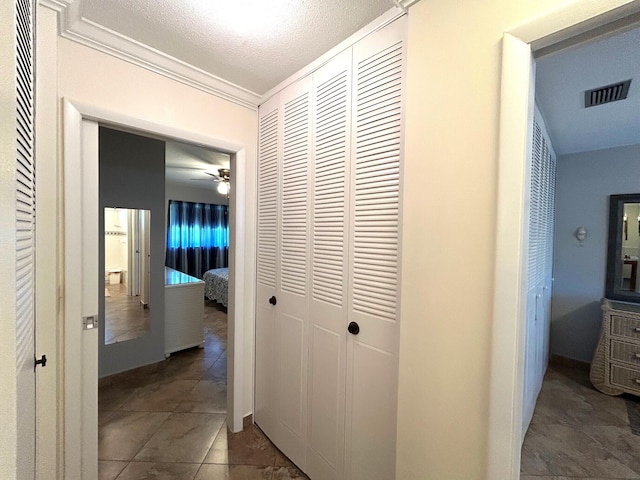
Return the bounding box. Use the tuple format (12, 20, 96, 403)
(34, 354, 47, 370)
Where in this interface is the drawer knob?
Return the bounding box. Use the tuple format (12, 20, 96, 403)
(635, 379, 640, 385)
(634, 327, 640, 333)
(635, 353, 640, 359)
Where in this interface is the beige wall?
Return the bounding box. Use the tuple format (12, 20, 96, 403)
(397, 1, 572, 478)
(54, 35, 258, 415)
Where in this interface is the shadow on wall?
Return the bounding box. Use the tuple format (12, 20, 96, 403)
(551, 300, 602, 363)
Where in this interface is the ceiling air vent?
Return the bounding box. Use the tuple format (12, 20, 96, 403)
(585, 79, 631, 108)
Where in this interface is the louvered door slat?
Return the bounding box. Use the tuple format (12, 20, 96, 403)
(281, 93, 310, 296)
(257, 109, 279, 288)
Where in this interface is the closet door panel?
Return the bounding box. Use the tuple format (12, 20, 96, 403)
(255, 97, 280, 438)
(307, 49, 352, 480)
(274, 311, 306, 462)
(274, 76, 313, 469)
(349, 343, 397, 480)
(345, 16, 406, 480)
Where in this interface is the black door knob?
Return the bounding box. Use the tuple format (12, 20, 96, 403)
(269, 296, 277, 306)
(34, 354, 47, 370)
(347, 321, 360, 335)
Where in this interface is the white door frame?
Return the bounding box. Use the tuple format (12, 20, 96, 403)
(62, 98, 247, 478)
(488, 1, 640, 478)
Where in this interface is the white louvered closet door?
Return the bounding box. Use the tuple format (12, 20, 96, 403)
(7, 0, 37, 478)
(522, 107, 556, 434)
(345, 16, 406, 480)
(272, 76, 313, 468)
(307, 49, 352, 480)
(255, 95, 280, 440)
(255, 77, 313, 470)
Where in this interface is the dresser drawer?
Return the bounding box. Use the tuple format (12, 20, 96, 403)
(610, 339, 640, 366)
(610, 315, 640, 342)
(610, 363, 640, 394)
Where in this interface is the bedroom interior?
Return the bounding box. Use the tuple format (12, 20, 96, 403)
(519, 22, 640, 477)
(98, 127, 239, 478)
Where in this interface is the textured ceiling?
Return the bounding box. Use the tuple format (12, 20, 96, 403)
(165, 141, 230, 187)
(79, 0, 396, 95)
(536, 26, 640, 156)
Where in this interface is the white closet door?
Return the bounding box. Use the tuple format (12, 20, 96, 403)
(14, 0, 37, 478)
(307, 49, 352, 480)
(255, 78, 313, 470)
(255, 95, 280, 439)
(273, 76, 312, 468)
(522, 108, 556, 434)
(346, 16, 406, 480)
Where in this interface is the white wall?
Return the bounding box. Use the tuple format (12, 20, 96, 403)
(551, 144, 640, 362)
(54, 35, 258, 415)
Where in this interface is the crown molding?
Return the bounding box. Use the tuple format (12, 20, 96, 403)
(40, 0, 261, 109)
(39, 0, 73, 13)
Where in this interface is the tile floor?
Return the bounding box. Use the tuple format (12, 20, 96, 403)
(521, 358, 640, 479)
(103, 299, 640, 480)
(99, 299, 308, 480)
(104, 282, 151, 344)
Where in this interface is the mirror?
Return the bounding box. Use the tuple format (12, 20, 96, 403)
(104, 207, 151, 344)
(606, 194, 640, 302)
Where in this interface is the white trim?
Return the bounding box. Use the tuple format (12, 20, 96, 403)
(489, 1, 640, 479)
(488, 33, 533, 480)
(62, 98, 248, 476)
(62, 99, 86, 480)
(41, 3, 408, 110)
(38, 0, 72, 13)
(51, 2, 260, 109)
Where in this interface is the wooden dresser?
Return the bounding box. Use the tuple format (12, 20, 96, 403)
(591, 298, 640, 396)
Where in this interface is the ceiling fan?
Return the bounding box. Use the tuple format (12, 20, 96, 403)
(193, 167, 231, 196)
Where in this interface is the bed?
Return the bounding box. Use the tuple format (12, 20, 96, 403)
(203, 267, 228, 307)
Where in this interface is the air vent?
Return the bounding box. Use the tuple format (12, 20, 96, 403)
(585, 79, 631, 107)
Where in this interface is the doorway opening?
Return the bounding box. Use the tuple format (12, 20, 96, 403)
(489, 3, 640, 478)
(62, 99, 249, 478)
(519, 21, 640, 477)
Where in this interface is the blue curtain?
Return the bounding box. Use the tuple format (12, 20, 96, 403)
(165, 200, 229, 278)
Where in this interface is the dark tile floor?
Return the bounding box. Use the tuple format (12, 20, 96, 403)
(99, 299, 308, 480)
(521, 358, 640, 479)
(104, 282, 151, 344)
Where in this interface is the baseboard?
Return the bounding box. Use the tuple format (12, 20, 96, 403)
(550, 354, 590, 369)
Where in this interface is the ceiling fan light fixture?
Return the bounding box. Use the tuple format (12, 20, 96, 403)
(217, 182, 230, 195)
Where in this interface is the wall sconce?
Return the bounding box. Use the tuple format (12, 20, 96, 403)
(575, 226, 587, 246)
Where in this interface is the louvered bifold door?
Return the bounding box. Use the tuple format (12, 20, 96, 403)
(306, 49, 352, 480)
(272, 76, 312, 469)
(522, 109, 557, 435)
(345, 16, 406, 480)
(255, 95, 280, 440)
(14, 0, 37, 478)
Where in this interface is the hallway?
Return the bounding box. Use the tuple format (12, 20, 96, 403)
(98, 300, 308, 480)
(521, 358, 640, 479)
